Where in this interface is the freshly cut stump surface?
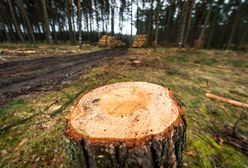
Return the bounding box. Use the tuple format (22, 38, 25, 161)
(65, 82, 186, 168)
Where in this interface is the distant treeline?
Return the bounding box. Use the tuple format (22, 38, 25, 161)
(0, 0, 247, 50)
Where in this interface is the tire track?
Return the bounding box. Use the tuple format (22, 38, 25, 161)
(0, 48, 127, 105)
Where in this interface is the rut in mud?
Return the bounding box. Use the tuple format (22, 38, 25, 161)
(0, 48, 127, 105)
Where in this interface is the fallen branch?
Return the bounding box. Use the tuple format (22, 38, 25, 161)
(0, 100, 58, 133)
(0, 83, 102, 132)
(205, 93, 248, 108)
(0, 113, 38, 132)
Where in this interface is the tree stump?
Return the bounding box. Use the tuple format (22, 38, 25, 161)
(65, 82, 186, 168)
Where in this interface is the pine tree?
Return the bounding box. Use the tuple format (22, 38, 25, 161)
(40, 0, 52, 44)
(17, 0, 35, 43)
(7, 0, 24, 42)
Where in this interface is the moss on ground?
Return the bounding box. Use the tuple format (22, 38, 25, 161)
(0, 48, 247, 167)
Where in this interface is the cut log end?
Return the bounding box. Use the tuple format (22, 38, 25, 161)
(65, 82, 186, 167)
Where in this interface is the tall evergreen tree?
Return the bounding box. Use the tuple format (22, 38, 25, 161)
(7, 0, 24, 42)
(66, 0, 75, 44)
(40, 0, 52, 44)
(77, 0, 82, 46)
(154, 0, 161, 51)
(194, 0, 213, 48)
(17, 0, 35, 43)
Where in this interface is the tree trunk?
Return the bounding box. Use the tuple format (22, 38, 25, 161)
(111, 1, 115, 36)
(147, 0, 154, 46)
(105, 21, 108, 35)
(36, 25, 42, 37)
(6, 21, 17, 42)
(58, 18, 66, 42)
(17, 0, 35, 43)
(101, 8, 105, 34)
(238, 23, 248, 48)
(136, 0, 139, 34)
(226, 7, 242, 50)
(65, 82, 186, 168)
(64, 19, 69, 42)
(89, 15, 93, 35)
(72, 5, 77, 43)
(173, 0, 184, 44)
(154, 0, 161, 51)
(66, 0, 75, 44)
(217, 18, 228, 48)
(94, 1, 99, 34)
(206, 6, 217, 48)
(34, 1, 45, 42)
(77, 0, 82, 46)
(166, 0, 176, 43)
(183, 0, 195, 47)
(7, 0, 24, 42)
(86, 13, 90, 41)
(206, 0, 224, 48)
(51, 20, 57, 44)
(194, 1, 213, 48)
(0, 14, 11, 41)
(130, 0, 133, 37)
(40, 0, 52, 44)
(178, 0, 189, 48)
(4, 25, 11, 42)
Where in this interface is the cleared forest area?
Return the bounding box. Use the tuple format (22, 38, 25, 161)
(0, 48, 247, 167)
(0, 0, 248, 167)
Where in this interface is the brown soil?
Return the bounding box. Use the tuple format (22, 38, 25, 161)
(0, 48, 127, 105)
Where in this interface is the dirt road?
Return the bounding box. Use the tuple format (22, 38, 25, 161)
(0, 48, 127, 105)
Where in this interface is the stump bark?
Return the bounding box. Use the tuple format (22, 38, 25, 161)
(65, 82, 186, 168)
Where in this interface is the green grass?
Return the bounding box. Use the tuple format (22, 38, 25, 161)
(0, 47, 247, 167)
(225, 59, 248, 68)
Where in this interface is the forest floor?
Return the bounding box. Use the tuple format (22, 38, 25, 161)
(0, 47, 247, 167)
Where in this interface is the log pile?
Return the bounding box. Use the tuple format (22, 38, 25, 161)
(65, 82, 186, 168)
(97, 35, 126, 48)
(132, 34, 148, 48)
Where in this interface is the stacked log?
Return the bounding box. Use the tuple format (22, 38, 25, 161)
(132, 34, 148, 48)
(97, 35, 126, 48)
(65, 82, 186, 168)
